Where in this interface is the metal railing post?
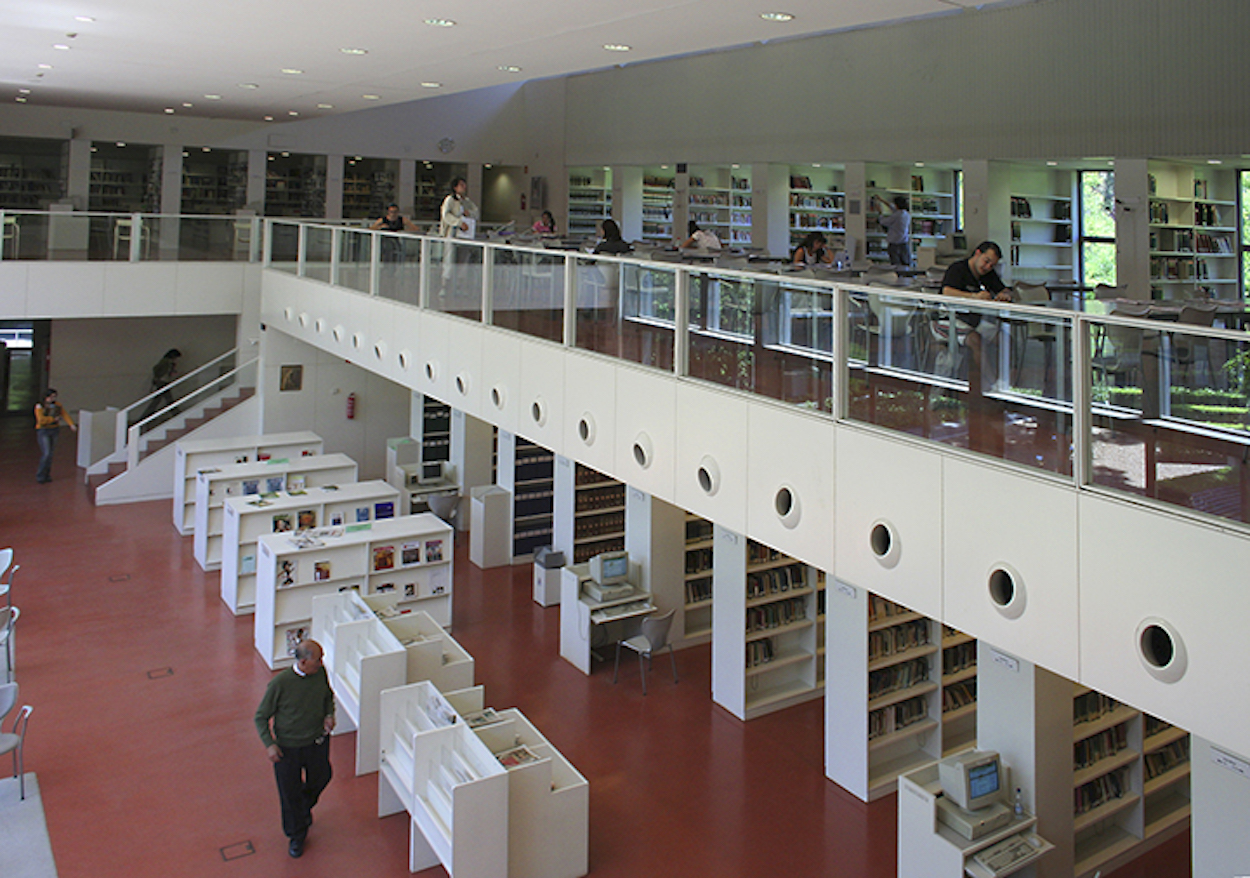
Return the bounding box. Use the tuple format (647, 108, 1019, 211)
(674, 268, 690, 377)
(1072, 314, 1091, 488)
(296, 223, 307, 277)
(564, 254, 577, 348)
(482, 243, 494, 325)
(370, 232, 381, 297)
(129, 213, 143, 262)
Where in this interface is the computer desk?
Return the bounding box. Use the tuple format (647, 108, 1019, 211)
(558, 568, 654, 674)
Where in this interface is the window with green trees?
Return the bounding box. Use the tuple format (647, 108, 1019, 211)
(1080, 170, 1116, 290)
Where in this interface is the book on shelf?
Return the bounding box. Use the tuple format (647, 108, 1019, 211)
(198, 467, 221, 475)
(374, 501, 395, 520)
(313, 561, 331, 582)
(424, 539, 444, 562)
(496, 744, 540, 768)
(329, 511, 344, 526)
(355, 507, 370, 523)
(297, 509, 317, 530)
(373, 545, 396, 571)
(337, 583, 360, 593)
(240, 554, 256, 575)
(464, 708, 501, 729)
(287, 475, 306, 491)
(243, 479, 260, 495)
(272, 513, 294, 533)
(265, 476, 286, 493)
(247, 497, 273, 508)
(278, 560, 296, 587)
(402, 542, 421, 565)
(376, 582, 396, 593)
(235, 455, 250, 464)
(285, 625, 307, 655)
(404, 583, 416, 598)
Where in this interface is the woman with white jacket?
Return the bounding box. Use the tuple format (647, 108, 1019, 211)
(439, 177, 478, 238)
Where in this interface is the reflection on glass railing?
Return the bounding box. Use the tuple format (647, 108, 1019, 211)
(0, 211, 260, 263)
(492, 245, 563, 342)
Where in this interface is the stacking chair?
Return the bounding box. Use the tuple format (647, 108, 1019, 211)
(0, 548, 14, 611)
(1, 215, 18, 259)
(1011, 282, 1057, 388)
(0, 607, 18, 683)
(0, 683, 15, 725)
(0, 704, 33, 799)
(1175, 302, 1219, 386)
(612, 609, 678, 695)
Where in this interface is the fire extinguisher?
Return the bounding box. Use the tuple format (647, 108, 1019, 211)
(520, 193, 527, 211)
(346, 392, 357, 419)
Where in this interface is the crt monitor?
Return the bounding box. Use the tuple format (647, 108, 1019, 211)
(588, 550, 630, 587)
(939, 750, 1002, 812)
(418, 461, 445, 484)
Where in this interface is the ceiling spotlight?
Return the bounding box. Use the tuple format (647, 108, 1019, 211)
(1046, 161, 1058, 166)
(182, 101, 193, 107)
(498, 65, 521, 72)
(116, 141, 126, 147)
(18, 88, 31, 94)
(281, 68, 303, 75)
(53, 44, 71, 51)
(603, 44, 631, 52)
(182, 151, 189, 157)
(238, 82, 260, 89)
(37, 64, 52, 69)
(760, 12, 795, 21)
(15, 97, 27, 103)
(1207, 159, 1223, 165)
(914, 162, 925, 167)
(204, 94, 222, 100)
(75, 15, 95, 22)
(281, 151, 290, 157)
(339, 47, 368, 55)
(421, 81, 441, 88)
(288, 110, 299, 115)
(267, 154, 275, 160)
(362, 94, 380, 100)
(317, 103, 333, 109)
(164, 108, 175, 114)
(424, 18, 456, 26)
(202, 146, 211, 152)
(263, 115, 274, 121)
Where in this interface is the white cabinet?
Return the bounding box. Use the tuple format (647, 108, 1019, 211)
(221, 480, 400, 615)
(172, 430, 322, 535)
(194, 453, 359, 571)
(253, 513, 454, 670)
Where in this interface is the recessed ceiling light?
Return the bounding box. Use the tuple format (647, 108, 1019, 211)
(603, 44, 631, 52)
(90, 146, 97, 151)
(421, 82, 441, 88)
(280, 151, 290, 157)
(116, 141, 126, 147)
(317, 103, 333, 109)
(53, 44, 71, 51)
(37, 64, 52, 70)
(288, 110, 299, 115)
(760, 12, 795, 21)
(362, 94, 380, 100)
(811, 163, 820, 168)
(498, 65, 521, 72)
(182, 101, 193, 107)
(281, 68, 303, 75)
(18, 88, 31, 94)
(660, 164, 669, 169)
(267, 155, 275, 160)
(263, 115, 274, 121)
(354, 156, 362, 161)
(484, 163, 492, 169)
(915, 162, 925, 167)
(340, 47, 368, 55)
(238, 82, 259, 89)
(424, 18, 456, 26)
(75, 15, 95, 22)
(1046, 161, 1058, 166)
(164, 108, 175, 114)
(204, 94, 222, 100)
(15, 97, 27, 103)
(1207, 159, 1223, 165)
(201, 147, 211, 152)
(181, 151, 188, 157)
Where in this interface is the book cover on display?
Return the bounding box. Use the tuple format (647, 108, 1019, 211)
(355, 507, 370, 523)
(373, 545, 395, 571)
(272, 513, 293, 533)
(424, 539, 444, 562)
(242, 479, 260, 495)
(374, 501, 395, 520)
(297, 509, 317, 530)
(402, 542, 421, 565)
(313, 561, 331, 581)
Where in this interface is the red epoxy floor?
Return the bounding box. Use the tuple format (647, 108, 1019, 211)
(1, 415, 1189, 877)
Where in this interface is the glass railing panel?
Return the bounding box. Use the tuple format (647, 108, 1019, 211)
(173, 216, 255, 261)
(270, 222, 300, 273)
(574, 255, 627, 360)
(428, 239, 483, 321)
(336, 228, 372, 294)
(0, 212, 53, 260)
(303, 226, 333, 282)
(618, 262, 676, 372)
(1089, 313, 1250, 524)
(129, 350, 241, 433)
(846, 292, 1074, 473)
(491, 246, 564, 342)
(377, 234, 422, 306)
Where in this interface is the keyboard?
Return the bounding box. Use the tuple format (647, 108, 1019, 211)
(590, 600, 652, 623)
(972, 834, 1037, 874)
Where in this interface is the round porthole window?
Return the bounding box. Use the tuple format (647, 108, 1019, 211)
(314, 318, 326, 334)
(351, 332, 364, 351)
(775, 485, 801, 529)
(869, 519, 900, 569)
(490, 385, 506, 410)
(633, 433, 653, 470)
(332, 325, 345, 344)
(1136, 617, 1187, 683)
(531, 397, 547, 427)
(455, 372, 470, 396)
(697, 456, 720, 496)
(425, 361, 439, 383)
(298, 312, 310, 328)
(398, 350, 411, 371)
(988, 564, 1026, 620)
(283, 307, 294, 322)
(578, 413, 596, 446)
(374, 340, 387, 361)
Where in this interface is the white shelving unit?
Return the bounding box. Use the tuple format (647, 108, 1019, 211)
(173, 431, 322, 535)
(1007, 179, 1075, 285)
(687, 165, 751, 246)
(568, 168, 613, 238)
(1147, 159, 1240, 299)
(193, 452, 358, 572)
(641, 168, 675, 245)
(826, 585, 941, 801)
(496, 431, 554, 561)
(253, 513, 454, 670)
(941, 625, 978, 757)
(220, 480, 399, 615)
(682, 514, 714, 644)
(788, 165, 846, 250)
(865, 163, 956, 264)
(553, 458, 626, 566)
(328, 613, 408, 775)
(711, 527, 820, 721)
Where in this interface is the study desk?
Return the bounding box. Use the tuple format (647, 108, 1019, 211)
(558, 565, 654, 675)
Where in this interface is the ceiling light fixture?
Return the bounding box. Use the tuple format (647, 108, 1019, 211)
(182, 101, 193, 107)
(281, 68, 303, 75)
(288, 110, 299, 115)
(238, 82, 259, 89)
(182, 151, 189, 157)
(164, 108, 175, 114)
(18, 88, 31, 94)
(15, 97, 27, 103)
(75, 15, 95, 22)
(362, 94, 380, 100)
(421, 82, 441, 88)
(317, 103, 333, 109)
(263, 115, 274, 121)
(37, 64, 52, 69)
(498, 65, 521, 72)
(340, 47, 368, 55)
(116, 141, 126, 147)
(424, 18, 456, 26)
(1046, 161, 1058, 166)
(760, 12, 795, 21)
(53, 44, 71, 50)
(603, 44, 631, 52)
(1207, 159, 1223, 165)
(204, 94, 222, 100)
(202, 146, 211, 152)
(281, 151, 290, 157)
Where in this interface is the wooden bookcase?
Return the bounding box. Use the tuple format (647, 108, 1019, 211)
(553, 459, 625, 566)
(220, 480, 399, 615)
(788, 164, 846, 250)
(687, 165, 751, 246)
(193, 452, 358, 571)
(173, 431, 323, 535)
(683, 513, 714, 643)
(941, 625, 978, 756)
(711, 527, 821, 720)
(1147, 159, 1239, 299)
(567, 168, 613, 238)
(253, 513, 454, 670)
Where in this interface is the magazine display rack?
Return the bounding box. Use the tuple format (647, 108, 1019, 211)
(173, 431, 322, 535)
(195, 453, 360, 572)
(221, 480, 399, 615)
(253, 513, 454, 670)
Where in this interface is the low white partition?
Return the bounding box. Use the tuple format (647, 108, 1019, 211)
(378, 682, 509, 877)
(332, 616, 408, 775)
(380, 608, 475, 693)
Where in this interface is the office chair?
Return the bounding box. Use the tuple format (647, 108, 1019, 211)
(0, 704, 32, 799)
(613, 609, 677, 695)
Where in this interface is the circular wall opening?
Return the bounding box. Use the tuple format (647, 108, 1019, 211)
(633, 433, 653, 469)
(283, 307, 294, 321)
(1136, 617, 1187, 683)
(989, 569, 1015, 606)
(530, 398, 547, 426)
(425, 361, 438, 382)
(490, 386, 505, 410)
(298, 312, 309, 328)
(332, 325, 344, 343)
(987, 564, 1026, 619)
(697, 456, 720, 495)
(869, 520, 901, 569)
(455, 373, 469, 396)
(578, 413, 595, 445)
(775, 485, 801, 529)
(398, 350, 410, 370)
(374, 341, 387, 361)
(315, 318, 325, 334)
(351, 332, 364, 350)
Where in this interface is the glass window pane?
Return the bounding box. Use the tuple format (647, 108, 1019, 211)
(1083, 241, 1117, 288)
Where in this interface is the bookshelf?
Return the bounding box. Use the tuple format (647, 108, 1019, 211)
(89, 143, 161, 212)
(172, 431, 323, 535)
(554, 459, 626, 565)
(711, 527, 820, 720)
(422, 395, 452, 463)
(0, 136, 65, 210)
(687, 165, 752, 246)
(1147, 160, 1239, 299)
(193, 452, 359, 572)
(826, 584, 942, 801)
(1006, 172, 1076, 285)
(683, 513, 713, 643)
(1071, 687, 1144, 876)
(179, 148, 248, 214)
(496, 432, 554, 560)
(342, 157, 398, 219)
(1141, 714, 1191, 840)
(567, 168, 613, 238)
(253, 513, 455, 670)
(940, 625, 977, 756)
(414, 161, 467, 223)
(264, 152, 327, 217)
(220, 479, 399, 615)
(865, 163, 956, 264)
(641, 167, 675, 245)
(788, 164, 846, 250)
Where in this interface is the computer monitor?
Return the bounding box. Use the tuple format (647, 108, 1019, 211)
(418, 461, 445, 485)
(588, 550, 630, 587)
(939, 750, 1002, 812)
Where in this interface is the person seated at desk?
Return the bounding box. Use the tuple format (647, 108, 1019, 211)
(792, 231, 834, 266)
(940, 240, 1013, 388)
(532, 210, 557, 235)
(593, 219, 633, 255)
(678, 220, 721, 251)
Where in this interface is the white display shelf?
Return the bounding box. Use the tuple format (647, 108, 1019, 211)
(194, 453, 356, 570)
(173, 430, 322, 535)
(220, 480, 397, 615)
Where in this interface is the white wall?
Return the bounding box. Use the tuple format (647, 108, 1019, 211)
(51, 314, 237, 411)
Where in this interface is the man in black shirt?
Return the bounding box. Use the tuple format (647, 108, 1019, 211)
(940, 241, 1013, 383)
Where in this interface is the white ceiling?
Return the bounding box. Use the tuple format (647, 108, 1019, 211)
(1, 0, 984, 121)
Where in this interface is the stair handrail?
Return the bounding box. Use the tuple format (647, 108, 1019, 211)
(116, 347, 240, 455)
(125, 355, 259, 469)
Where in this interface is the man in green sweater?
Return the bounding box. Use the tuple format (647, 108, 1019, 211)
(254, 639, 336, 858)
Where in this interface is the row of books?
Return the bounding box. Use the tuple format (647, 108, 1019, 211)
(1144, 714, 1174, 738)
(572, 512, 623, 539)
(1194, 203, 1223, 226)
(745, 637, 776, 668)
(575, 484, 625, 511)
(574, 464, 611, 485)
(868, 618, 931, 662)
(731, 194, 751, 207)
(684, 576, 712, 605)
(790, 193, 843, 210)
(746, 596, 807, 635)
(685, 547, 713, 574)
(690, 192, 730, 207)
(1144, 738, 1189, 781)
(746, 563, 805, 599)
(573, 537, 622, 564)
(868, 656, 929, 699)
(942, 679, 976, 712)
(643, 176, 675, 189)
(747, 541, 783, 565)
(942, 640, 976, 677)
(642, 206, 673, 219)
(1074, 723, 1130, 770)
(793, 213, 845, 231)
(1074, 691, 1121, 725)
(685, 518, 713, 543)
(1074, 766, 1128, 816)
(569, 175, 596, 188)
(868, 693, 928, 740)
(868, 594, 912, 623)
(373, 540, 445, 571)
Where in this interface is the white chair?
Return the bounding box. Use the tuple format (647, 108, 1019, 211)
(0, 682, 15, 725)
(0, 548, 14, 611)
(426, 491, 460, 528)
(0, 607, 19, 683)
(612, 609, 678, 695)
(112, 217, 151, 260)
(0, 704, 32, 799)
(1, 215, 18, 259)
